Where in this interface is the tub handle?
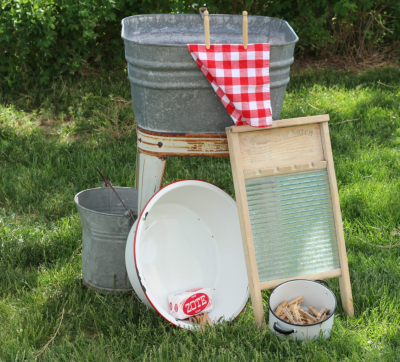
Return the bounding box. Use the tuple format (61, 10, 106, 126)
(199, 7, 207, 20)
(315, 279, 330, 289)
(273, 322, 296, 335)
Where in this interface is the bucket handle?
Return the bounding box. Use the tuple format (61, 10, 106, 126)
(314, 279, 330, 289)
(96, 167, 136, 221)
(273, 322, 296, 335)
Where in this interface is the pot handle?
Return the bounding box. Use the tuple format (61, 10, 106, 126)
(315, 279, 330, 289)
(273, 322, 296, 335)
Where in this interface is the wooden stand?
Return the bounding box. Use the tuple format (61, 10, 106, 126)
(135, 127, 229, 214)
(226, 115, 354, 326)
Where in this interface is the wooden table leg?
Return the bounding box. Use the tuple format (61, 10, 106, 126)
(136, 148, 167, 215)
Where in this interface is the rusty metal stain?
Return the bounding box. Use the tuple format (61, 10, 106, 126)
(139, 134, 227, 146)
(141, 140, 159, 147)
(137, 126, 228, 139)
(185, 140, 228, 152)
(137, 127, 230, 157)
(138, 147, 229, 158)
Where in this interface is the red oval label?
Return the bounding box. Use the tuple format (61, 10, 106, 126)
(183, 293, 209, 316)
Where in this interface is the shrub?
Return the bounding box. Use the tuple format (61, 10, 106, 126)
(182, 0, 400, 56)
(1, 0, 116, 86)
(1, 0, 399, 89)
(0, 0, 177, 87)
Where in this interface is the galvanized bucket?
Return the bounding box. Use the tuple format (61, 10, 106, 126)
(74, 185, 138, 292)
(121, 14, 298, 133)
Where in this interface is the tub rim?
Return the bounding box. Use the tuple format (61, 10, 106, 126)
(121, 14, 299, 47)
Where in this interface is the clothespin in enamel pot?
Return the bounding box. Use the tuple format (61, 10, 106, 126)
(243, 11, 248, 49)
(204, 10, 210, 49)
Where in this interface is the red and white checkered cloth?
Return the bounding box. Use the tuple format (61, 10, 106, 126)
(187, 44, 272, 127)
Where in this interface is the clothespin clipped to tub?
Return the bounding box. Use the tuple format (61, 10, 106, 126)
(203, 10, 247, 50)
(204, 10, 210, 49)
(243, 11, 248, 49)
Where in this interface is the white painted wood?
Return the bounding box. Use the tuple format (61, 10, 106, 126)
(137, 150, 167, 214)
(135, 145, 140, 190)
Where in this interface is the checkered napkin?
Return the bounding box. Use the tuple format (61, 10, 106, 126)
(187, 43, 272, 127)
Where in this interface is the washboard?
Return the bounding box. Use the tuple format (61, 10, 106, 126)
(226, 115, 354, 326)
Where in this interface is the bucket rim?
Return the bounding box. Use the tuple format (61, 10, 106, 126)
(74, 186, 137, 217)
(131, 179, 249, 330)
(268, 279, 337, 327)
(121, 14, 299, 47)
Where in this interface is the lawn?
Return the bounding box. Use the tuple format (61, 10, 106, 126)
(1, 66, 400, 361)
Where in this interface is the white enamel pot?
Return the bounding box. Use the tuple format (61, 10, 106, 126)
(125, 180, 249, 330)
(269, 279, 337, 341)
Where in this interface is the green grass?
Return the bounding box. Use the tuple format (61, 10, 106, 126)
(1, 66, 400, 361)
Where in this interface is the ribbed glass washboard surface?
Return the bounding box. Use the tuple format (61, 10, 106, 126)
(245, 170, 340, 283)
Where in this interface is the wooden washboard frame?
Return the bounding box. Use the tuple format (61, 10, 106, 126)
(226, 115, 354, 326)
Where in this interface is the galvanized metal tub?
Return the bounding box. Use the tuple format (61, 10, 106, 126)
(121, 14, 298, 133)
(74, 185, 138, 292)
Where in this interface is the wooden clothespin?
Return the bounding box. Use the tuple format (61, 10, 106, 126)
(290, 304, 302, 324)
(288, 296, 303, 306)
(274, 300, 287, 316)
(242, 11, 248, 49)
(282, 306, 296, 324)
(299, 308, 318, 323)
(308, 306, 319, 318)
(316, 307, 327, 321)
(204, 10, 210, 49)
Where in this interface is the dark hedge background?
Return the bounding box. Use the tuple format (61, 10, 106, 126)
(1, 0, 399, 87)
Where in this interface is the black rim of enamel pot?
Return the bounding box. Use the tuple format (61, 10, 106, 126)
(268, 279, 338, 327)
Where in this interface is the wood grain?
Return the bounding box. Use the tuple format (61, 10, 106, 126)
(226, 114, 354, 325)
(204, 10, 210, 49)
(242, 11, 248, 49)
(319, 122, 354, 317)
(228, 114, 330, 133)
(243, 161, 327, 179)
(238, 124, 325, 171)
(226, 128, 265, 327)
(260, 268, 342, 290)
